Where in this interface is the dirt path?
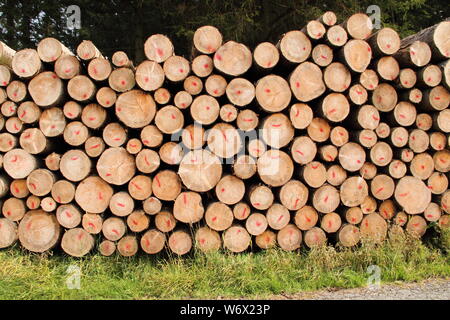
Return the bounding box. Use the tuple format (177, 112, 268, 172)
(270, 278, 450, 300)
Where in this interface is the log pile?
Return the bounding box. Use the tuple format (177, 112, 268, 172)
(0, 13, 449, 257)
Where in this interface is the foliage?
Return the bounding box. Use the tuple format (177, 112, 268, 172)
(0, 0, 448, 62)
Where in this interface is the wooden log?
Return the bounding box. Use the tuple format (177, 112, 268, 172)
(343, 13, 373, 40)
(190, 94, 220, 125)
(390, 127, 408, 148)
(417, 64, 442, 87)
(256, 75, 291, 112)
(257, 149, 293, 187)
(116, 90, 156, 128)
(143, 197, 162, 215)
(261, 113, 294, 148)
(7, 80, 27, 103)
(360, 213, 387, 244)
(63, 121, 89, 147)
(320, 93, 350, 122)
(388, 159, 407, 179)
(11, 49, 42, 79)
(28, 72, 64, 108)
(55, 54, 81, 80)
(127, 210, 150, 233)
(340, 40, 372, 73)
(111, 51, 133, 68)
(246, 213, 268, 236)
(96, 87, 117, 108)
(102, 217, 126, 241)
(0, 41, 16, 67)
(219, 104, 238, 122)
(400, 21, 450, 61)
(374, 56, 400, 81)
(370, 142, 393, 167)
(370, 174, 395, 200)
(168, 230, 192, 256)
(3, 149, 37, 179)
(348, 84, 368, 105)
(249, 185, 274, 210)
(152, 170, 181, 201)
(215, 175, 245, 205)
(223, 225, 251, 253)
(63, 101, 82, 120)
(307, 117, 331, 143)
(278, 31, 311, 64)
(424, 202, 442, 222)
(395, 176, 431, 214)
(163, 56, 190, 82)
(88, 57, 112, 82)
(313, 184, 340, 214)
(155, 210, 176, 232)
(173, 191, 204, 224)
(421, 86, 449, 111)
(237, 109, 259, 132)
(0, 132, 17, 152)
(141, 229, 166, 254)
(77, 40, 102, 61)
(117, 235, 138, 257)
(108, 67, 135, 92)
(0, 65, 11, 87)
(290, 62, 325, 102)
(2, 197, 26, 221)
(338, 142, 366, 172)
(435, 109, 450, 132)
(205, 202, 233, 231)
(60, 150, 92, 182)
(61, 228, 94, 257)
(266, 203, 290, 230)
(324, 62, 351, 92)
(326, 25, 348, 48)
(430, 132, 447, 150)
(194, 227, 221, 252)
(99, 240, 116, 256)
(304, 227, 327, 248)
(302, 20, 326, 40)
(255, 230, 277, 250)
(330, 126, 349, 147)
(109, 191, 134, 217)
(174, 91, 193, 109)
(154, 87, 171, 105)
(144, 34, 173, 63)
(5, 117, 23, 135)
(126, 138, 142, 155)
(376, 122, 390, 138)
(311, 44, 333, 67)
(406, 215, 427, 238)
(290, 103, 313, 129)
(340, 176, 369, 207)
(52, 180, 75, 204)
(75, 176, 113, 214)
(18, 210, 60, 252)
(368, 27, 400, 56)
(360, 69, 379, 90)
(226, 78, 254, 107)
(0, 218, 18, 248)
(337, 224, 360, 247)
(394, 41, 431, 67)
(204, 74, 226, 97)
(326, 164, 347, 187)
(233, 154, 256, 180)
(10, 179, 29, 199)
(301, 161, 326, 188)
(233, 202, 251, 221)
(277, 224, 302, 251)
(416, 113, 433, 131)
(253, 42, 279, 70)
(361, 196, 378, 214)
(319, 11, 337, 26)
(294, 205, 318, 231)
(433, 150, 450, 173)
(191, 55, 213, 78)
(345, 207, 363, 225)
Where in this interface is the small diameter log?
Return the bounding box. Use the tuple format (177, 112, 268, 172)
(330, 126, 349, 147)
(2, 198, 26, 221)
(304, 227, 327, 248)
(77, 40, 102, 61)
(135, 60, 165, 91)
(190, 94, 220, 125)
(128, 174, 152, 200)
(108, 67, 135, 92)
(155, 211, 176, 232)
(376, 122, 390, 139)
(61, 228, 94, 257)
(370, 142, 393, 167)
(28, 72, 63, 108)
(0, 65, 12, 86)
(360, 69, 379, 90)
(307, 118, 330, 144)
(424, 202, 442, 222)
(343, 13, 373, 40)
(394, 41, 431, 67)
(417, 64, 442, 87)
(5, 117, 23, 135)
(37, 37, 72, 62)
(112, 51, 133, 68)
(400, 21, 450, 60)
(294, 205, 318, 231)
(117, 236, 139, 257)
(144, 34, 174, 63)
(435, 109, 450, 132)
(233, 155, 256, 180)
(127, 210, 150, 233)
(409, 130, 430, 154)
(0, 132, 17, 152)
(18, 210, 60, 252)
(320, 93, 350, 122)
(63, 101, 82, 120)
(360, 213, 387, 244)
(109, 192, 134, 217)
(253, 42, 279, 69)
(348, 84, 368, 105)
(56, 204, 81, 229)
(346, 207, 363, 225)
(10, 179, 29, 199)
(154, 88, 171, 104)
(279, 30, 311, 64)
(313, 184, 340, 214)
(340, 40, 372, 73)
(277, 224, 302, 251)
(55, 55, 81, 79)
(337, 224, 360, 247)
(326, 25, 348, 47)
(26, 169, 55, 197)
(224, 226, 251, 253)
(266, 203, 290, 231)
(84, 137, 105, 158)
(88, 57, 112, 82)
(340, 176, 369, 207)
(102, 217, 126, 241)
(378, 200, 396, 220)
(324, 62, 351, 92)
(301, 161, 326, 188)
(215, 175, 245, 205)
(103, 123, 127, 147)
(290, 62, 325, 102)
(433, 150, 450, 173)
(249, 185, 274, 210)
(370, 174, 395, 200)
(327, 165, 347, 186)
(181, 124, 205, 150)
(195, 227, 221, 252)
(52, 180, 75, 204)
(406, 216, 427, 238)
(257, 150, 293, 187)
(395, 176, 431, 214)
(220, 104, 238, 122)
(168, 231, 192, 256)
(368, 27, 400, 56)
(338, 142, 366, 172)
(204, 74, 226, 97)
(319, 11, 337, 26)
(237, 109, 259, 132)
(388, 160, 407, 179)
(7, 80, 27, 103)
(261, 113, 294, 148)
(152, 170, 181, 201)
(96, 87, 117, 108)
(279, 180, 308, 211)
(421, 86, 449, 111)
(290, 103, 313, 129)
(116, 90, 156, 128)
(205, 202, 233, 232)
(0, 218, 18, 248)
(126, 138, 142, 155)
(99, 240, 116, 256)
(12, 49, 42, 79)
(82, 214, 103, 234)
(155, 105, 184, 134)
(45, 152, 60, 171)
(63, 121, 89, 146)
(233, 202, 251, 221)
(360, 162, 378, 180)
(141, 229, 166, 254)
(226, 78, 255, 107)
(174, 91, 193, 109)
(255, 75, 291, 112)
(430, 132, 447, 151)
(26, 195, 40, 210)
(390, 127, 408, 148)
(302, 20, 326, 40)
(375, 56, 400, 81)
(312, 44, 333, 67)
(402, 88, 423, 104)
(193, 25, 223, 54)
(163, 56, 190, 82)
(173, 192, 204, 224)
(397, 68, 417, 89)
(246, 213, 268, 236)
(192, 55, 213, 78)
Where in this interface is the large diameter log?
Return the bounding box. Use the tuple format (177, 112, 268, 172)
(116, 90, 156, 128)
(68, 75, 96, 102)
(18, 210, 60, 252)
(394, 41, 432, 67)
(290, 62, 325, 102)
(223, 226, 251, 253)
(278, 30, 311, 63)
(400, 21, 450, 61)
(11, 49, 42, 79)
(61, 228, 94, 257)
(257, 150, 293, 187)
(193, 25, 223, 54)
(368, 27, 400, 56)
(28, 72, 63, 108)
(360, 213, 387, 244)
(255, 75, 291, 112)
(3, 149, 37, 179)
(213, 41, 252, 76)
(395, 176, 431, 214)
(340, 40, 372, 72)
(343, 13, 373, 40)
(178, 149, 222, 192)
(141, 229, 166, 254)
(75, 176, 113, 214)
(135, 60, 165, 91)
(253, 42, 279, 69)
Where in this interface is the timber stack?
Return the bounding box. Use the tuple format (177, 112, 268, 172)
(0, 12, 449, 257)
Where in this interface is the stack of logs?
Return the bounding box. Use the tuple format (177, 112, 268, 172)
(0, 12, 449, 257)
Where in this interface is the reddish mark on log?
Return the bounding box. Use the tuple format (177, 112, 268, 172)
(367, 47, 371, 52)
(311, 164, 319, 169)
(221, 131, 228, 142)
(265, 88, 271, 93)
(121, 80, 126, 86)
(24, 133, 31, 139)
(328, 108, 337, 114)
(155, 176, 161, 188)
(362, 136, 372, 140)
(324, 196, 329, 203)
(113, 137, 121, 141)
(30, 202, 35, 209)
(206, 105, 210, 110)
(179, 68, 184, 73)
(200, 238, 206, 244)
(271, 124, 282, 128)
(399, 192, 409, 197)
(242, 208, 247, 218)
(215, 54, 222, 61)
(271, 155, 280, 160)
(57, 196, 61, 203)
(439, 158, 447, 164)
(254, 202, 261, 207)
(145, 239, 150, 247)
(356, 159, 361, 164)
(6, 211, 11, 216)
(71, 156, 79, 161)
(320, 55, 327, 60)
(117, 203, 125, 208)
(420, 165, 425, 170)
(221, 188, 225, 193)
(296, 82, 300, 88)
(243, 118, 254, 122)
(13, 186, 20, 193)
(227, 112, 233, 119)
(428, 185, 433, 190)
(435, 96, 441, 100)
(183, 193, 187, 205)
(212, 216, 217, 222)
(13, 123, 19, 131)
(204, 63, 209, 69)
(319, 128, 324, 133)
(295, 149, 304, 156)
(328, 221, 332, 229)
(171, 113, 176, 120)
(358, 185, 363, 190)
(74, 130, 81, 135)
(131, 181, 142, 190)
(144, 77, 149, 83)
(2, 81, 6, 85)
(302, 47, 306, 51)
(77, 232, 84, 240)
(213, 90, 218, 95)
(51, 125, 56, 129)
(29, 182, 37, 190)
(378, 157, 385, 161)
(376, 187, 384, 194)
(132, 220, 138, 226)
(90, 144, 100, 149)
(256, 222, 262, 227)
(20, 110, 27, 118)
(372, 115, 379, 121)
(26, 222, 32, 230)
(65, 68, 72, 73)
(277, 214, 284, 222)
(98, 192, 103, 200)
(351, 217, 356, 222)
(111, 229, 119, 235)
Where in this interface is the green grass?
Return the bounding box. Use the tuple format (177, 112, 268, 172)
(0, 229, 449, 300)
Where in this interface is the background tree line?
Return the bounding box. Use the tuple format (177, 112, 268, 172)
(0, 0, 448, 63)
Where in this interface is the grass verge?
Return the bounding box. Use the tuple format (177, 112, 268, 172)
(0, 229, 448, 300)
